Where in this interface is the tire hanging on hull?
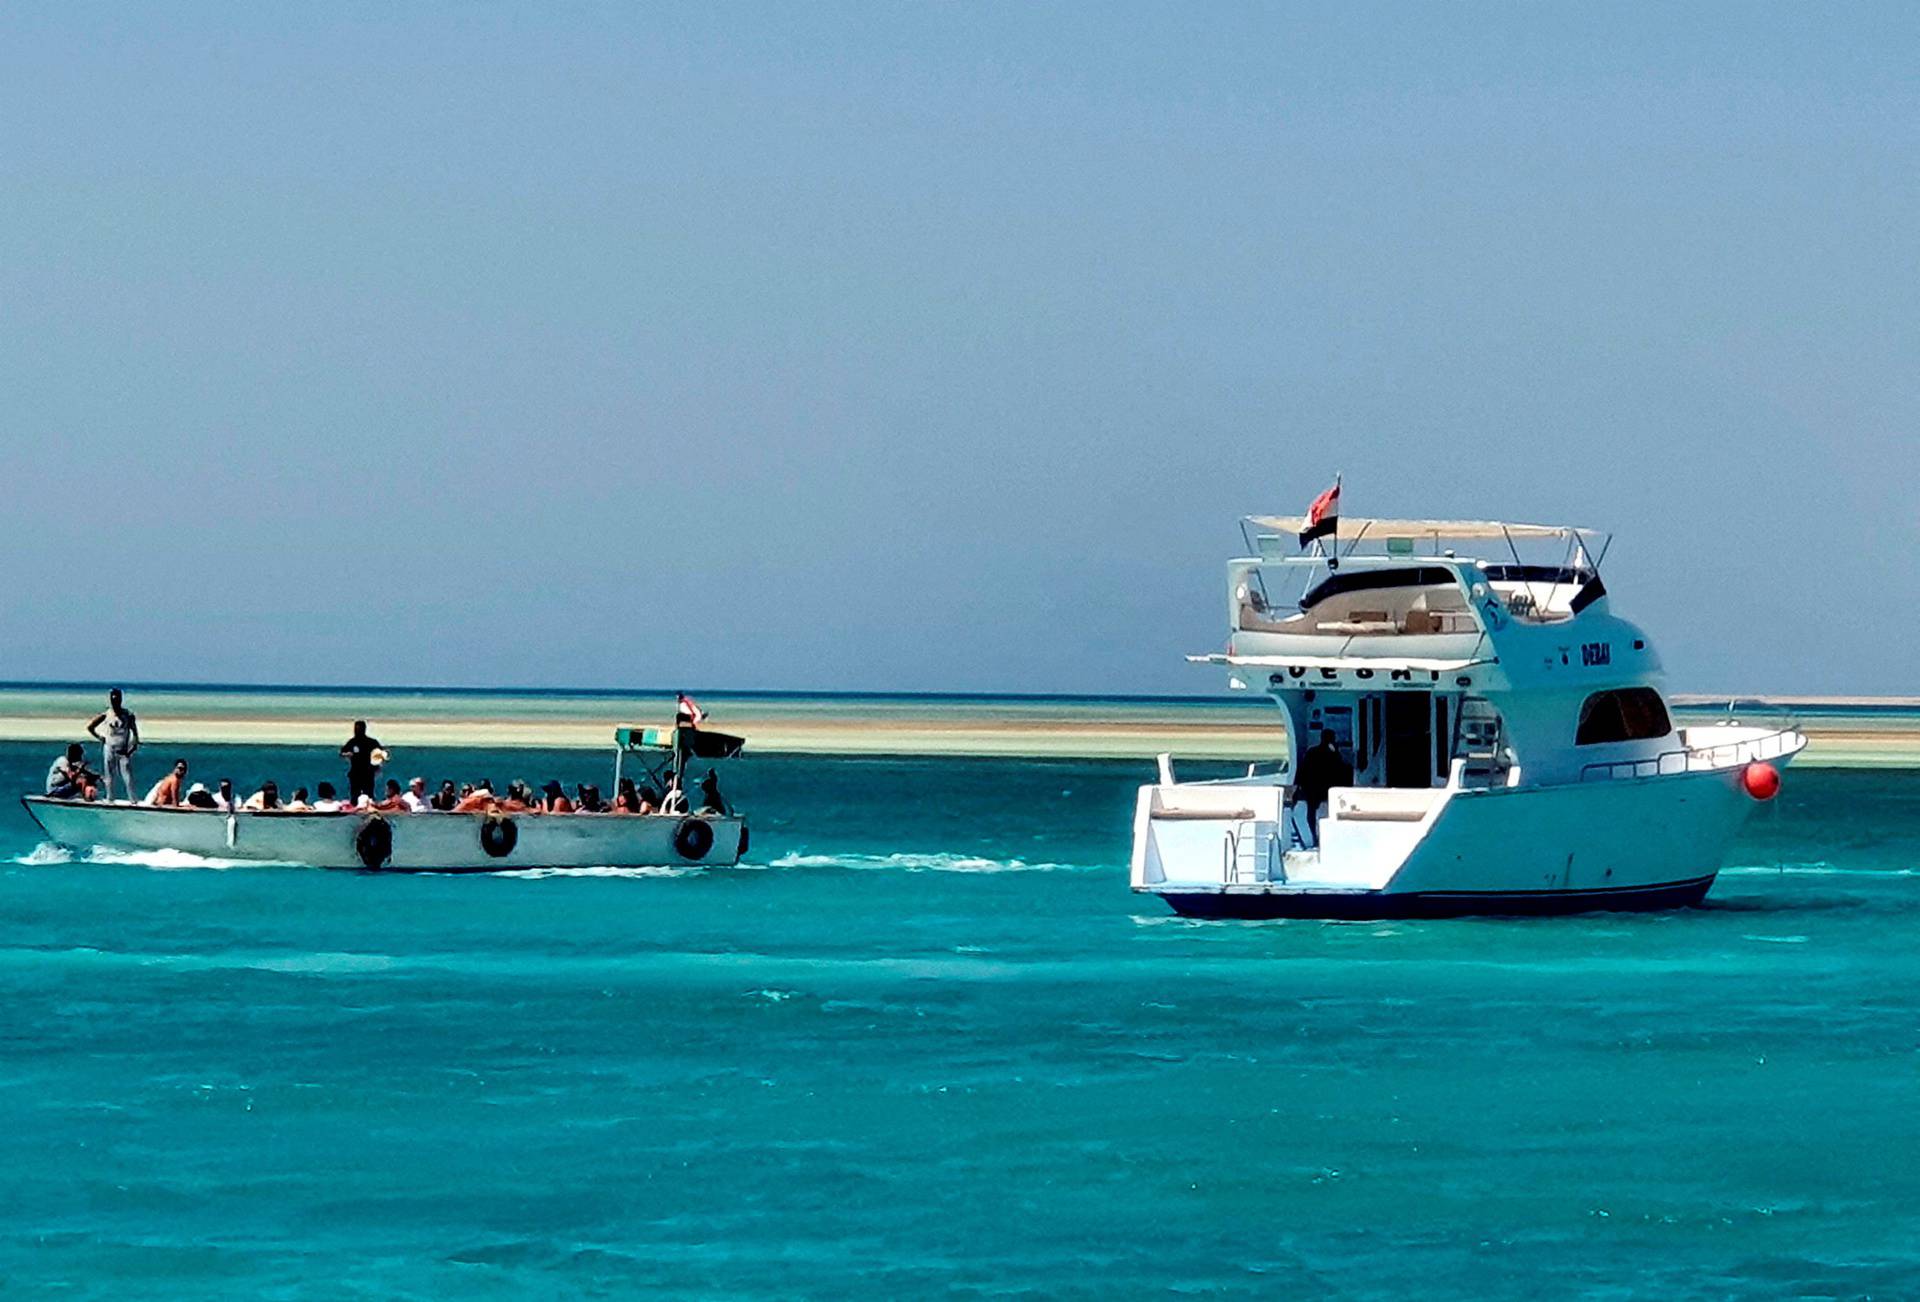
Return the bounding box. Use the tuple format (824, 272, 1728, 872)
(480, 814, 518, 859)
(355, 815, 393, 869)
(673, 817, 715, 861)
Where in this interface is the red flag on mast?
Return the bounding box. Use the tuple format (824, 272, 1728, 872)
(1297, 478, 1341, 546)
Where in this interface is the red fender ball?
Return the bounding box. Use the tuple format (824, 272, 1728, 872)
(1742, 762, 1781, 801)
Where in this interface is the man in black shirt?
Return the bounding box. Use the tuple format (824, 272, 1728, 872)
(1291, 729, 1353, 849)
(339, 720, 383, 802)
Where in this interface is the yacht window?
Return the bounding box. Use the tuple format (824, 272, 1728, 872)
(1575, 688, 1672, 746)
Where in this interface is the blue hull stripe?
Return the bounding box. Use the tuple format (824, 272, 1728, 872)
(1159, 875, 1717, 920)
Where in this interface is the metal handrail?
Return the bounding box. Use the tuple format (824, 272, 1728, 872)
(1222, 819, 1284, 884)
(1579, 728, 1804, 782)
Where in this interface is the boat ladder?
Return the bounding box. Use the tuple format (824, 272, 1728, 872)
(1224, 819, 1284, 885)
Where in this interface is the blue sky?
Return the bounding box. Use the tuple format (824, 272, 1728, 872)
(2, 4, 1914, 695)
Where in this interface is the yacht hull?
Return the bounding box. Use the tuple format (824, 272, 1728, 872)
(22, 798, 745, 872)
(1133, 753, 1799, 919)
(1159, 873, 1716, 920)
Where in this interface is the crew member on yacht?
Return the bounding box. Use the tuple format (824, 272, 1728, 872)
(1291, 729, 1353, 849)
(87, 688, 139, 802)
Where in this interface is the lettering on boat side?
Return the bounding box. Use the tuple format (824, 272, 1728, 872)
(1581, 641, 1612, 667)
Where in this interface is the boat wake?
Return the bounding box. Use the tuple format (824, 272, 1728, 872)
(495, 864, 705, 880)
(768, 850, 1093, 874)
(1719, 862, 1917, 878)
(10, 842, 292, 870)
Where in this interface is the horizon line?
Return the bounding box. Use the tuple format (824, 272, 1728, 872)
(0, 679, 1916, 712)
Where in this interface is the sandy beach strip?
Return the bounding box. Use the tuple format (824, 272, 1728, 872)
(0, 689, 1912, 765)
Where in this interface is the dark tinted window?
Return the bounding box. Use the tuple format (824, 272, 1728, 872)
(1576, 688, 1672, 746)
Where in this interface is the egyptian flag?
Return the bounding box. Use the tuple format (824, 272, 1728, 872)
(676, 693, 707, 727)
(1298, 478, 1341, 546)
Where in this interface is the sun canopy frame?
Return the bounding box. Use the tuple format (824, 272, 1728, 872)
(1247, 516, 1587, 541)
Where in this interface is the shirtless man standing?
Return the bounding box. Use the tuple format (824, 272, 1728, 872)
(87, 688, 140, 803)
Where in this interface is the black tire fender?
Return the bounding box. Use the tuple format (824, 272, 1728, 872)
(355, 815, 393, 869)
(673, 817, 716, 861)
(480, 813, 518, 859)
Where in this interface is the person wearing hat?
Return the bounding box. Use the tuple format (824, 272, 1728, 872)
(185, 782, 217, 809)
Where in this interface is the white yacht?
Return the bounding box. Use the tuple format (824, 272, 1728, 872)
(1131, 511, 1804, 918)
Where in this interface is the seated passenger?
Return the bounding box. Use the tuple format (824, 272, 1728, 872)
(698, 769, 730, 816)
(452, 781, 497, 813)
(374, 779, 409, 812)
(311, 782, 347, 813)
(402, 777, 433, 813)
(46, 743, 100, 800)
(144, 759, 190, 807)
(541, 781, 574, 814)
(215, 779, 239, 811)
(243, 780, 282, 811)
(284, 787, 313, 811)
(659, 780, 688, 815)
(576, 783, 606, 814)
(430, 780, 458, 812)
(636, 782, 661, 815)
(612, 777, 641, 813)
(185, 782, 218, 809)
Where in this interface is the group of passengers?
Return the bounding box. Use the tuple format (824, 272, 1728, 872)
(44, 698, 732, 818)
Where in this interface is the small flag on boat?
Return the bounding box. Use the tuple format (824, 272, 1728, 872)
(1298, 477, 1340, 546)
(676, 693, 707, 726)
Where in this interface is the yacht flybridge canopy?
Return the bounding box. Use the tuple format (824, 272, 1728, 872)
(1246, 517, 1592, 542)
(1241, 514, 1612, 579)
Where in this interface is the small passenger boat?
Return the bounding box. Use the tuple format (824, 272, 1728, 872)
(1131, 508, 1804, 918)
(22, 726, 749, 872)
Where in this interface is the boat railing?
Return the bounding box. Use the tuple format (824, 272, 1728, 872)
(1579, 727, 1805, 782)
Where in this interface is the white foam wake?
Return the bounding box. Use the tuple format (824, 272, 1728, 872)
(10, 843, 295, 870)
(1719, 863, 1918, 878)
(768, 850, 1091, 874)
(495, 864, 704, 880)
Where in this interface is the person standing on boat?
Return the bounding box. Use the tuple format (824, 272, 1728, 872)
(339, 720, 383, 802)
(87, 688, 140, 802)
(1291, 729, 1353, 849)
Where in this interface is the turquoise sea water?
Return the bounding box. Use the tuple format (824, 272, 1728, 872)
(2, 739, 1917, 1298)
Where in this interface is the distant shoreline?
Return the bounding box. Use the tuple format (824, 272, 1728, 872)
(0, 680, 1915, 711)
(0, 684, 1912, 765)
